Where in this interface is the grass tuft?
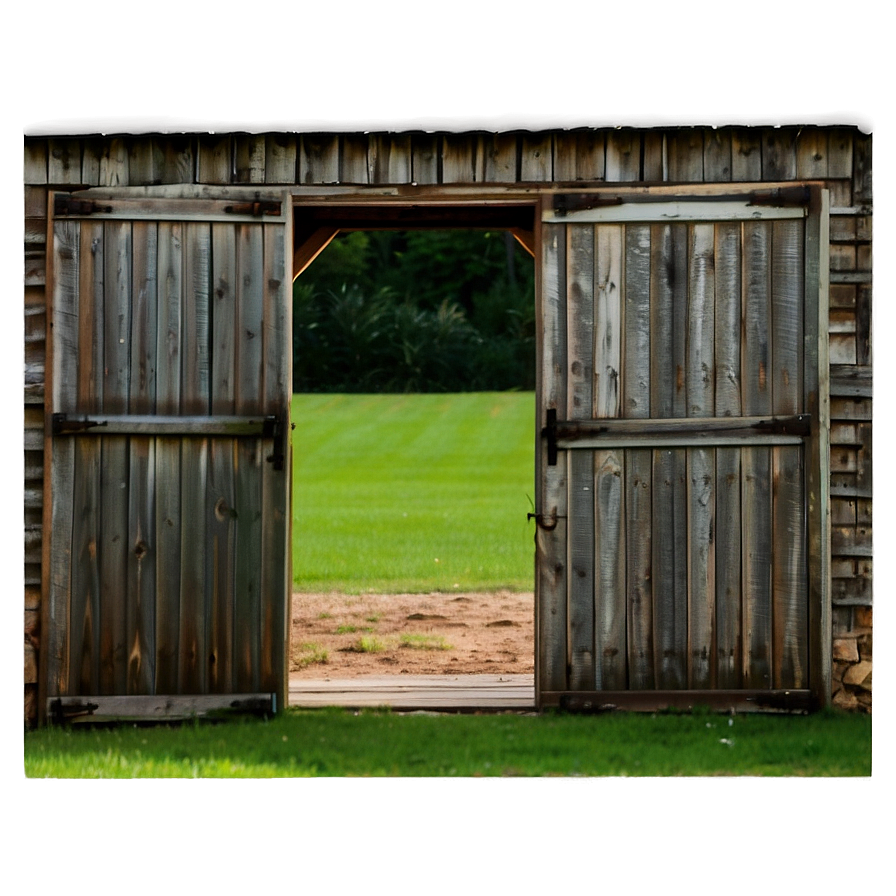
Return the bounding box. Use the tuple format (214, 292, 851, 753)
(399, 633, 453, 651)
(291, 643, 329, 670)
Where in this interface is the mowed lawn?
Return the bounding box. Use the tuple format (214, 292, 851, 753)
(291, 392, 535, 593)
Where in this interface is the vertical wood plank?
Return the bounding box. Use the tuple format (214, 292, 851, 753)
(483, 133, 519, 182)
(264, 134, 297, 184)
(368, 134, 412, 184)
(24, 139, 48, 184)
(179, 223, 211, 692)
(594, 225, 623, 417)
(441, 134, 477, 183)
(300, 135, 340, 184)
(48, 140, 81, 184)
(154, 221, 183, 693)
(46, 218, 81, 698)
(731, 130, 762, 181)
(99, 221, 132, 693)
(593, 224, 626, 688)
(686, 224, 715, 688)
(605, 130, 641, 182)
(566, 225, 595, 690)
(411, 134, 439, 184)
(762, 127, 798, 180)
(157, 136, 195, 184)
(666, 129, 704, 182)
(771, 218, 807, 689)
(340, 134, 370, 184)
(520, 132, 553, 181)
(642, 131, 664, 182)
(537, 222, 568, 694)
(742, 220, 773, 688)
(714, 222, 742, 688)
(234, 135, 267, 184)
(99, 139, 130, 187)
(623, 225, 652, 687)
(703, 129, 732, 182)
(623, 225, 651, 418)
(69, 221, 104, 694)
(127, 137, 163, 186)
(796, 127, 829, 179)
(233, 224, 265, 692)
(197, 135, 232, 184)
(208, 224, 238, 693)
(260, 217, 292, 703)
(126, 222, 158, 695)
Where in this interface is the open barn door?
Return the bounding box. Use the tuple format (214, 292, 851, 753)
(535, 185, 830, 711)
(42, 189, 292, 723)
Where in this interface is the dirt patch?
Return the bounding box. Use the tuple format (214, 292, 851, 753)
(290, 591, 534, 678)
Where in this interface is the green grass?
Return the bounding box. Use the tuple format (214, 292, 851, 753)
(291, 392, 535, 593)
(23, 708, 871, 777)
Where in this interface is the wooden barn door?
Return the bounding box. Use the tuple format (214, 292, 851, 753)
(42, 190, 293, 722)
(535, 186, 830, 711)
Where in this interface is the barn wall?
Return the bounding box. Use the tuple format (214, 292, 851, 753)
(22, 126, 873, 724)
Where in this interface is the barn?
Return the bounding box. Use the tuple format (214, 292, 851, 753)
(22, 126, 873, 726)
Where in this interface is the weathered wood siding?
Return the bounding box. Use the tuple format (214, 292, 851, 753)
(23, 127, 872, 723)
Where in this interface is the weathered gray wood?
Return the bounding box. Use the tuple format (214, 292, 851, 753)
(45, 218, 81, 700)
(299, 135, 340, 184)
(565, 224, 595, 690)
(127, 138, 164, 186)
(703, 129, 732, 182)
(797, 128, 829, 179)
(772, 445, 808, 688)
(623, 225, 651, 418)
(536, 222, 568, 696)
(605, 130, 640, 181)
(715, 447, 742, 688)
(642, 131, 664, 182)
(482, 133, 518, 183)
(24, 139, 48, 184)
(99, 138, 130, 187)
(713, 222, 742, 688)
(126, 222, 158, 695)
(441, 134, 478, 184)
(626, 449, 653, 688)
(197, 136, 232, 184)
(368, 134, 412, 184)
(666, 129, 704, 182)
(731, 130, 762, 181)
(154, 225, 183, 692)
(762, 128, 798, 180)
(772, 219, 804, 414)
(50, 692, 275, 723)
(229, 135, 263, 184)
(594, 449, 626, 689)
(742, 446, 772, 688)
(48, 139, 82, 185)
(233, 223, 265, 692)
(743, 221, 772, 415)
(260, 214, 292, 705)
(177, 223, 212, 691)
(687, 447, 715, 688)
(264, 134, 298, 184)
(340, 134, 369, 184)
(411, 134, 439, 184)
(520, 133, 552, 182)
(545, 200, 806, 225)
(594, 225, 622, 417)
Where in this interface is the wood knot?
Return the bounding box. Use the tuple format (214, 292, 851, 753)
(134, 541, 148, 560)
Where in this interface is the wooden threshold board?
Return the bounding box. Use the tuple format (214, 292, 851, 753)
(288, 674, 536, 711)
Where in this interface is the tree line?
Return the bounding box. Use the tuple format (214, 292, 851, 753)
(292, 230, 535, 393)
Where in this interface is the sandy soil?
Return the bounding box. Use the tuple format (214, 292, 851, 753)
(290, 590, 534, 678)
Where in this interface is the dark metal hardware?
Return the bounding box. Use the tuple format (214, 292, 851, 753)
(50, 698, 99, 724)
(747, 185, 812, 207)
(54, 195, 113, 216)
(52, 413, 107, 434)
(224, 200, 281, 217)
(553, 194, 624, 216)
(543, 408, 558, 466)
(527, 511, 559, 531)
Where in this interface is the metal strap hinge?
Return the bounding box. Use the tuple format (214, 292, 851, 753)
(224, 200, 281, 217)
(54, 195, 113, 216)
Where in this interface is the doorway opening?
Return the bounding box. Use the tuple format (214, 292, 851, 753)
(288, 201, 538, 707)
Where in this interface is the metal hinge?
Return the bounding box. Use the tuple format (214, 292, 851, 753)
(224, 200, 281, 217)
(543, 408, 558, 466)
(553, 194, 624, 216)
(54, 195, 113, 217)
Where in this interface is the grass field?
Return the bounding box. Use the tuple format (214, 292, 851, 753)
(291, 392, 535, 593)
(23, 707, 871, 777)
